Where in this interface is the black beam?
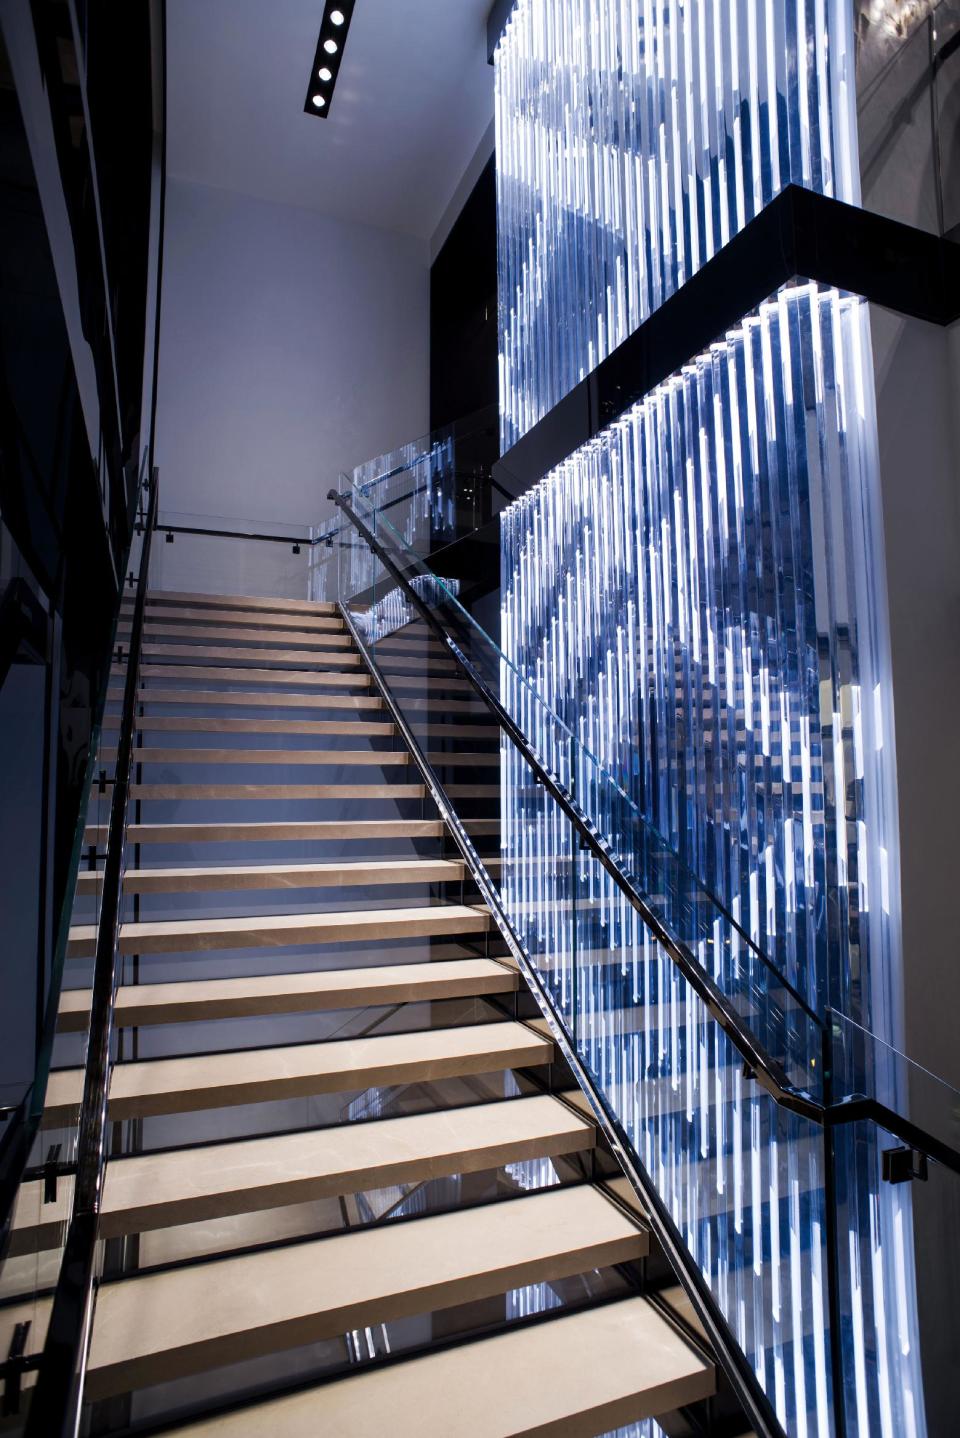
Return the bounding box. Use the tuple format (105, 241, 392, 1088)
(493, 183, 960, 500)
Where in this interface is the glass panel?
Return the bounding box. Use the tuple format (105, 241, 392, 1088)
(830, 1115, 956, 1438)
(333, 474, 960, 1438)
(333, 472, 837, 1437)
(342, 404, 500, 559)
(151, 509, 316, 602)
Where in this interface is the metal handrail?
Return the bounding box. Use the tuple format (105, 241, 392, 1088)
(25, 465, 160, 1438)
(329, 488, 960, 1178)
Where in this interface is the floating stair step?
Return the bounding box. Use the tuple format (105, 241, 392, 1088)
(143, 591, 337, 617)
(133, 666, 371, 689)
(83, 819, 446, 845)
(67, 902, 490, 958)
(105, 715, 395, 736)
(102, 1093, 592, 1235)
(77, 857, 465, 897)
(45, 1019, 551, 1123)
(10, 1095, 594, 1251)
(125, 606, 344, 632)
(142, 644, 364, 669)
(127, 781, 426, 800)
(127, 747, 410, 766)
(128, 623, 352, 648)
(83, 1184, 641, 1401)
(168, 1296, 713, 1438)
(58, 955, 515, 1030)
(116, 688, 384, 711)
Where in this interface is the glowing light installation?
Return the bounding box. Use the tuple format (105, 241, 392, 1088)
(495, 4, 920, 1436)
(495, 0, 859, 448)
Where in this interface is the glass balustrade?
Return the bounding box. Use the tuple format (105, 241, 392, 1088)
(333, 471, 960, 1438)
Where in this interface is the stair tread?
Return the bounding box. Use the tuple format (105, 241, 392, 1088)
(67, 902, 490, 957)
(134, 666, 371, 688)
(94, 1094, 592, 1235)
(10, 1096, 599, 1249)
(130, 624, 351, 646)
(45, 1020, 553, 1122)
(118, 688, 384, 710)
(144, 591, 337, 616)
(143, 644, 364, 667)
(126, 607, 343, 632)
(106, 716, 394, 735)
(85, 1185, 643, 1400)
(167, 1296, 712, 1438)
(82, 819, 446, 843)
(128, 747, 410, 765)
(58, 956, 515, 1028)
(127, 782, 427, 799)
(78, 858, 465, 894)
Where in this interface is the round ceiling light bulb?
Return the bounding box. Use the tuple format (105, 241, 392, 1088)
(330, 8, 346, 23)
(323, 37, 338, 53)
(312, 93, 326, 107)
(317, 65, 333, 81)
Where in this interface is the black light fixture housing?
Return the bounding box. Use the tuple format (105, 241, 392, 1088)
(304, 1, 356, 118)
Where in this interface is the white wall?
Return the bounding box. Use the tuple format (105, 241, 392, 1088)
(869, 303, 960, 1090)
(153, 178, 429, 591)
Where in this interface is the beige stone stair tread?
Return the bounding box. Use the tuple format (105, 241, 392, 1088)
(126, 606, 343, 632)
(77, 857, 464, 895)
(106, 715, 394, 735)
(84, 1093, 591, 1238)
(134, 666, 370, 688)
(143, 644, 365, 668)
(130, 623, 351, 646)
(113, 687, 384, 710)
(67, 902, 489, 957)
(128, 781, 426, 800)
(128, 746, 410, 765)
(44, 1020, 553, 1123)
(57, 955, 514, 1029)
(85, 1184, 643, 1400)
(168, 1295, 713, 1438)
(83, 819, 445, 844)
(144, 591, 337, 616)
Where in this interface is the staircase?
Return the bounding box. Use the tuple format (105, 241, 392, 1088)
(10, 589, 719, 1436)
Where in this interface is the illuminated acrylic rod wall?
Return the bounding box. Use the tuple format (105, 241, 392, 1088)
(494, 0, 860, 448)
(499, 283, 920, 1437)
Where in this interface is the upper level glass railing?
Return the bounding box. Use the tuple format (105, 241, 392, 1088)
(330, 467, 960, 1438)
(316, 404, 503, 567)
(857, 0, 960, 235)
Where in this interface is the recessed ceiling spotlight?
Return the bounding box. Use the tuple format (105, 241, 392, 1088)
(323, 37, 338, 54)
(312, 94, 326, 107)
(317, 66, 333, 81)
(330, 8, 346, 22)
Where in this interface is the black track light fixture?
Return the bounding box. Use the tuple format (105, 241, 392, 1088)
(304, 0, 356, 118)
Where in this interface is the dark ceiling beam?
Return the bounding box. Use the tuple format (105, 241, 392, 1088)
(493, 183, 960, 500)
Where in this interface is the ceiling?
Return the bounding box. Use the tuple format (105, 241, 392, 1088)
(165, 0, 494, 241)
